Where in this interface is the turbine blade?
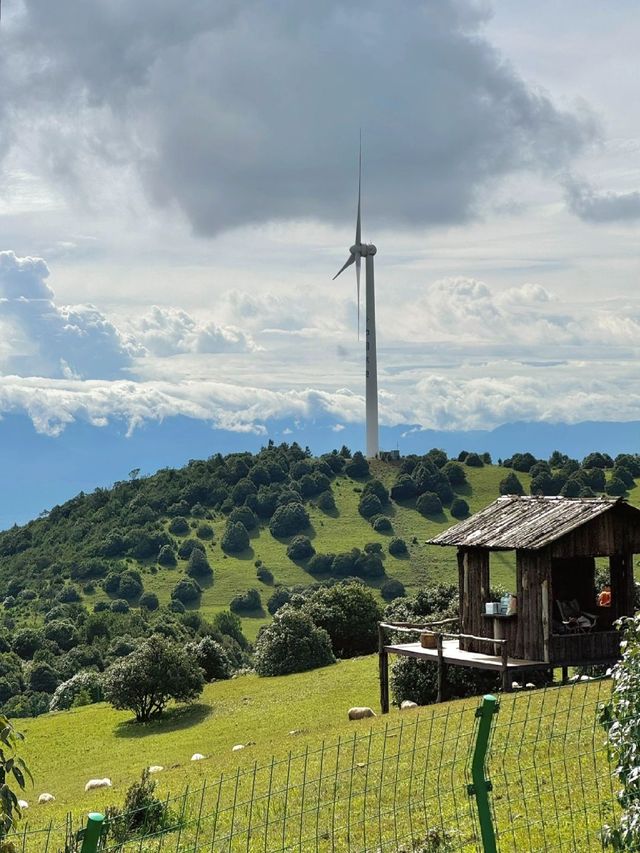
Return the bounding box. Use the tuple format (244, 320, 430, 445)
(333, 254, 355, 280)
(355, 131, 362, 247)
(356, 255, 361, 340)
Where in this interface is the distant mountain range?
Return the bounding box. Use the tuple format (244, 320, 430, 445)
(1, 413, 638, 529)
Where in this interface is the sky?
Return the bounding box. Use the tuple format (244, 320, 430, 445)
(1, 0, 640, 445)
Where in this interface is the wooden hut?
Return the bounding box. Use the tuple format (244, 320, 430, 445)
(429, 495, 639, 667)
(377, 496, 639, 713)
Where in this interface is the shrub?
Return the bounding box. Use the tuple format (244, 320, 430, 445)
(364, 542, 383, 554)
(371, 515, 393, 533)
(105, 769, 171, 843)
(104, 572, 122, 595)
(230, 588, 261, 613)
(221, 522, 250, 554)
(267, 588, 292, 616)
(286, 536, 315, 561)
(171, 578, 201, 604)
(118, 571, 143, 601)
(307, 553, 335, 575)
(177, 538, 201, 560)
(303, 582, 383, 657)
(560, 478, 581, 498)
(111, 599, 130, 614)
(613, 466, 635, 489)
(57, 584, 81, 603)
(104, 636, 204, 722)
(499, 471, 524, 496)
(11, 629, 43, 660)
(43, 619, 79, 651)
(254, 608, 335, 676)
(388, 537, 408, 556)
(187, 636, 232, 681)
(442, 461, 466, 486)
(139, 592, 159, 612)
(168, 517, 190, 536)
(187, 547, 212, 578)
(381, 579, 406, 601)
(344, 452, 370, 479)
(606, 477, 627, 496)
(269, 502, 310, 538)
(256, 566, 274, 584)
(228, 506, 258, 531)
(390, 475, 417, 501)
(168, 599, 186, 614)
(450, 498, 469, 519)
(582, 452, 614, 469)
(464, 452, 483, 467)
(29, 662, 59, 694)
(157, 545, 177, 567)
(316, 490, 336, 512)
(358, 492, 383, 519)
(196, 523, 214, 540)
(416, 492, 443, 517)
(362, 479, 389, 505)
(391, 656, 499, 707)
(50, 670, 104, 712)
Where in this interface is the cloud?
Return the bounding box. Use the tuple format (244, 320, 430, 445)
(564, 176, 640, 222)
(133, 306, 258, 356)
(0, 250, 137, 379)
(1, 1, 596, 235)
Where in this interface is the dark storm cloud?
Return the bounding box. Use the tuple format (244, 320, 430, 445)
(2, 0, 596, 234)
(564, 176, 640, 223)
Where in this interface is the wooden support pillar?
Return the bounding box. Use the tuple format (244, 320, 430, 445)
(610, 553, 635, 620)
(378, 624, 389, 714)
(436, 633, 446, 703)
(501, 641, 510, 692)
(561, 665, 568, 685)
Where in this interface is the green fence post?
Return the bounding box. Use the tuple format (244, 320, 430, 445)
(468, 694, 499, 853)
(79, 812, 105, 853)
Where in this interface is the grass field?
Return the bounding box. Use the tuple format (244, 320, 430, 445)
(14, 659, 618, 852)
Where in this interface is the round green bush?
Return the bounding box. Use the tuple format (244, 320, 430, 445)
(177, 538, 201, 560)
(499, 472, 524, 496)
(196, 523, 214, 540)
(450, 498, 470, 519)
(157, 545, 177, 567)
(139, 592, 159, 611)
(388, 537, 408, 556)
(286, 535, 315, 561)
(187, 547, 212, 578)
(303, 582, 383, 657)
(316, 490, 336, 512)
(228, 505, 258, 531)
(269, 502, 310, 538)
(171, 578, 202, 604)
(381, 578, 406, 601)
(169, 516, 190, 536)
(464, 453, 484, 467)
(221, 522, 250, 554)
(358, 492, 383, 519)
(254, 608, 335, 676)
(416, 492, 443, 517)
(371, 515, 393, 533)
(230, 588, 261, 613)
(110, 599, 130, 614)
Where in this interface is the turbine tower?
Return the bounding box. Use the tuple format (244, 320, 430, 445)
(333, 142, 379, 458)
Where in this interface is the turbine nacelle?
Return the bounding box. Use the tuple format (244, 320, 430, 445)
(349, 243, 377, 257)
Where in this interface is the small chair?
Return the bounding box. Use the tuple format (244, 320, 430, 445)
(557, 599, 597, 633)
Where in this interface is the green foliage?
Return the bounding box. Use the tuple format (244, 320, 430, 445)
(267, 587, 292, 615)
(187, 636, 232, 682)
(344, 452, 370, 479)
(391, 656, 499, 706)
(416, 492, 443, 517)
(254, 608, 335, 676)
(105, 769, 172, 843)
(442, 461, 466, 486)
(111, 599, 130, 614)
(49, 671, 104, 712)
(388, 537, 408, 557)
(302, 581, 382, 658)
(286, 535, 315, 561)
(450, 498, 469, 519)
(464, 452, 483, 468)
(358, 492, 383, 519)
(362, 479, 389, 506)
(606, 477, 628, 497)
(499, 471, 524, 496)
(228, 506, 258, 531)
(43, 619, 79, 651)
(503, 452, 538, 472)
(221, 522, 250, 554)
(187, 547, 212, 578)
(315, 490, 336, 512)
(177, 539, 201, 560)
(230, 588, 261, 613)
(371, 515, 393, 533)
(390, 474, 417, 501)
(103, 635, 204, 722)
(582, 452, 614, 469)
(601, 615, 640, 848)
(256, 565, 274, 584)
(269, 502, 310, 538)
(0, 714, 31, 838)
(381, 578, 406, 601)
(168, 516, 190, 536)
(171, 578, 202, 604)
(196, 523, 214, 540)
(139, 592, 160, 611)
(11, 629, 42, 661)
(28, 663, 59, 694)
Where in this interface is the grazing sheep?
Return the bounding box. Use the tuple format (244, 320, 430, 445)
(400, 700, 418, 710)
(148, 765, 164, 774)
(38, 793, 55, 804)
(511, 681, 522, 690)
(85, 778, 112, 793)
(348, 707, 376, 721)
(232, 744, 245, 752)
(580, 675, 592, 681)
(18, 800, 28, 810)
(525, 683, 535, 690)
(191, 753, 205, 761)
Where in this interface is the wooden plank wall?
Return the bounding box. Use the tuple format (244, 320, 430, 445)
(458, 547, 492, 652)
(610, 552, 635, 621)
(514, 549, 550, 660)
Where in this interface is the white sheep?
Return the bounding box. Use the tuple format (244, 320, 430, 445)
(232, 744, 245, 752)
(148, 765, 164, 774)
(18, 800, 28, 810)
(525, 683, 535, 690)
(511, 681, 522, 690)
(191, 753, 205, 761)
(400, 700, 418, 710)
(38, 793, 55, 804)
(85, 778, 112, 793)
(348, 707, 376, 720)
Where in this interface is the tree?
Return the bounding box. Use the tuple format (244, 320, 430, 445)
(606, 477, 627, 497)
(221, 521, 250, 553)
(390, 475, 417, 502)
(43, 619, 79, 651)
(464, 452, 483, 467)
(254, 608, 335, 677)
(303, 581, 383, 658)
(316, 490, 336, 512)
(11, 629, 43, 661)
(171, 578, 202, 604)
(111, 598, 130, 614)
(381, 579, 406, 601)
(416, 492, 443, 517)
(560, 477, 581, 498)
(442, 461, 466, 486)
(196, 522, 214, 540)
(29, 662, 59, 694)
(362, 479, 389, 505)
(187, 547, 212, 578)
(230, 588, 261, 613)
(118, 570, 144, 601)
(371, 515, 393, 533)
(582, 452, 614, 470)
(103, 636, 204, 722)
(499, 471, 524, 496)
(168, 516, 190, 536)
(450, 498, 470, 519)
(286, 535, 315, 561)
(228, 505, 258, 531)
(267, 587, 292, 615)
(139, 591, 160, 611)
(49, 670, 104, 712)
(269, 502, 310, 538)
(344, 451, 369, 479)
(0, 714, 31, 839)
(157, 545, 177, 567)
(186, 636, 232, 681)
(359, 492, 383, 519)
(388, 537, 408, 556)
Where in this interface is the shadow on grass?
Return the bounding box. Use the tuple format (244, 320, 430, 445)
(114, 703, 213, 739)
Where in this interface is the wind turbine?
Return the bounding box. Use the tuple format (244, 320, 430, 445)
(333, 141, 379, 459)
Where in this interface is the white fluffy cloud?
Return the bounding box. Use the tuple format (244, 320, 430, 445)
(133, 306, 258, 356)
(0, 250, 137, 379)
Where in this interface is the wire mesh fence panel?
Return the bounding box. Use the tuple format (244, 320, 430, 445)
(72, 701, 482, 853)
(487, 678, 622, 853)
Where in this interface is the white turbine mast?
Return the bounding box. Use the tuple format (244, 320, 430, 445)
(333, 138, 379, 459)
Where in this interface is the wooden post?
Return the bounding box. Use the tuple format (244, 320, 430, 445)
(436, 633, 446, 703)
(378, 623, 389, 714)
(501, 641, 510, 692)
(561, 665, 568, 684)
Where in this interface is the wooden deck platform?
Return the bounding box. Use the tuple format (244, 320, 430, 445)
(384, 639, 546, 673)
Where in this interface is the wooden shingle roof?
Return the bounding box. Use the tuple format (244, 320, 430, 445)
(428, 495, 637, 551)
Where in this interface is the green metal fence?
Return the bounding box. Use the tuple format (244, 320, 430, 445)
(5, 678, 629, 852)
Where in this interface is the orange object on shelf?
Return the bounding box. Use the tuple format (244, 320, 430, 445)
(597, 588, 611, 607)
